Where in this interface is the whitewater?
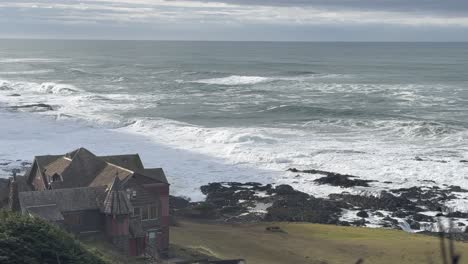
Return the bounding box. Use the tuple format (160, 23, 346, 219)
(1, 40, 468, 205)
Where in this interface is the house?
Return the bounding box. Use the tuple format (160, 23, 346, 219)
(8, 147, 170, 258)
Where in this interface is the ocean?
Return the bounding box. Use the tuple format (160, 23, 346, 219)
(1, 40, 468, 202)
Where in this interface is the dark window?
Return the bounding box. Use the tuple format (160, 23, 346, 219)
(133, 207, 141, 217)
(150, 206, 158, 219)
(142, 207, 149, 220)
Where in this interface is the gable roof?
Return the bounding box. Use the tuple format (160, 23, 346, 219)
(102, 177, 133, 216)
(136, 168, 168, 184)
(58, 148, 108, 188)
(26, 204, 64, 222)
(19, 186, 107, 213)
(28, 147, 168, 189)
(100, 154, 144, 171)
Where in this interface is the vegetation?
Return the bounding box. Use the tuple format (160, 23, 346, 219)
(171, 220, 468, 264)
(0, 210, 109, 264)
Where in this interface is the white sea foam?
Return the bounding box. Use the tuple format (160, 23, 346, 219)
(0, 69, 54, 75)
(193, 75, 272, 85)
(190, 73, 349, 86)
(1, 75, 468, 207)
(0, 58, 66, 63)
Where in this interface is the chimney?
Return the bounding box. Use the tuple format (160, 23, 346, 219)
(8, 170, 20, 212)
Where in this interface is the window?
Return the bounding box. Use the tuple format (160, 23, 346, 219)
(142, 207, 149, 220)
(133, 207, 141, 217)
(150, 206, 158, 219)
(140, 205, 158, 220)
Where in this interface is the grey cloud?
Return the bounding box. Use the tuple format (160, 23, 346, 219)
(184, 0, 468, 15)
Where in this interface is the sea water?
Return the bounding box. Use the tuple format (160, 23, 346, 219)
(1, 40, 468, 202)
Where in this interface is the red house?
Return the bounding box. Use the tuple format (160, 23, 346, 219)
(10, 148, 170, 258)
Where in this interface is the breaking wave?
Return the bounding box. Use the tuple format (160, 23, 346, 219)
(192, 75, 272, 85)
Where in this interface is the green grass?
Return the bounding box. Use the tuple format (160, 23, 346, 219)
(171, 220, 468, 264)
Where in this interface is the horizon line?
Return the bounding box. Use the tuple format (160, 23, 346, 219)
(1, 38, 468, 43)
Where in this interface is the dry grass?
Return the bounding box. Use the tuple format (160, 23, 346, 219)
(170, 220, 468, 264)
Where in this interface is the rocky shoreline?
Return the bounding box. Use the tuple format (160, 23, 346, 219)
(171, 168, 468, 239)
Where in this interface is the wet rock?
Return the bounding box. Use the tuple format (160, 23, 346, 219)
(408, 220, 421, 230)
(374, 211, 384, 217)
(314, 174, 373, 188)
(0, 85, 12, 91)
(412, 213, 434, 222)
(460, 160, 468, 163)
(351, 219, 367, 226)
(266, 196, 342, 224)
(288, 168, 373, 188)
(329, 191, 416, 212)
(458, 222, 466, 227)
(448, 186, 468, 193)
(170, 195, 191, 210)
(275, 184, 297, 195)
(11, 103, 54, 112)
(8, 94, 21, 97)
(392, 210, 409, 218)
(357, 211, 369, 218)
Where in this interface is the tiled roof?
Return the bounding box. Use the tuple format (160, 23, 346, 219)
(19, 186, 106, 213)
(102, 177, 133, 216)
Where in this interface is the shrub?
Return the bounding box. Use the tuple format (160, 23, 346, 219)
(0, 210, 108, 264)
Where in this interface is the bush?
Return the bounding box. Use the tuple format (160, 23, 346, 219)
(0, 210, 108, 264)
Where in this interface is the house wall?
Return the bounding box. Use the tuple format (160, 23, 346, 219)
(62, 210, 103, 233)
(124, 176, 170, 256)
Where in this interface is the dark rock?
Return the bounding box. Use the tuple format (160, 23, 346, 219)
(275, 184, 296, 195)
(0, 85, 12, 91)
(220, 206, 245, 214)
(448, 186, 468, 193)
(408, 220, 421, 230)
(266, 196, 341, 224)
(374, 211, 384, 217)
(458, 222, 466, 227)
(392, 210, 409, 218)
(8, 94, 21, 97)
(351, 219, 367, 226)
(357, 211, 369, 218)
(461, 160, 468, 163)
(339, 221, 351, 226)
(329, 191, 416, 212)
(169, 195, 191, 210)
(382, 216, 399, 226)
(288, 168, 373, 188)
(446, 211, 468, 218)
(412, 213, 434, 222)
(415, 156, 424, 161)
(11, 103, 54, 111)
(314, 174, 373, 188)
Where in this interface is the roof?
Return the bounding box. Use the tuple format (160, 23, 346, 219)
(89, 163, 133, 187)
(26, 204, 64, 222)
(28, 147, 168, 189)
(100, 154, 144, 171)
(19, 186, 106, 213)
(44, 157, 71, 177)
(102, 177, 133, 215)
(136, 168, 168, 184)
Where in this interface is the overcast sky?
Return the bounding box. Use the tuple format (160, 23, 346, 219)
(1, 0, 468, 41)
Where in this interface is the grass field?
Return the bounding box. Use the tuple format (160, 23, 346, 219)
(170, 220, 468, 264)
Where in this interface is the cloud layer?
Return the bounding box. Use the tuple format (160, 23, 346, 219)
(1, 0, 468, 40)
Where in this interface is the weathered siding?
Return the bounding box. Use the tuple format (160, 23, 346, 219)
(62, 210, 103, 233)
